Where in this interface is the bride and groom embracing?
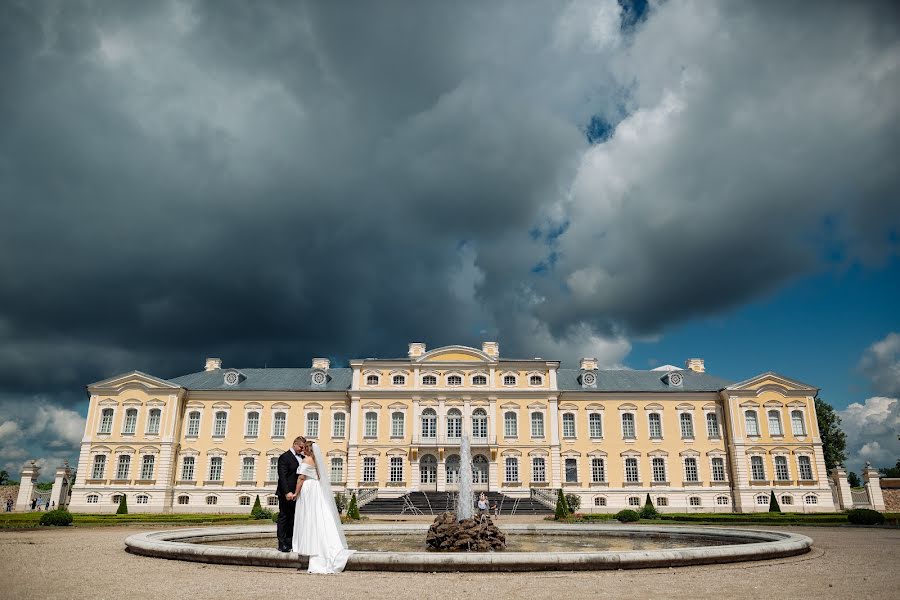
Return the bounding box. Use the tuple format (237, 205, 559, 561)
(276, 436, 354, 573)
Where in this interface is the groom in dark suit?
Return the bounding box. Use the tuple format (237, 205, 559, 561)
(276, 436, 306, 552)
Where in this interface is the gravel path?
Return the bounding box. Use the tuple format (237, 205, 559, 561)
(1, 524, 897, 599)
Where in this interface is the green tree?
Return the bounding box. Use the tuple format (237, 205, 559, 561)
(35, 482, 53, 491)
(878, 459, 900, 478)
(347, 493, 360, 520)
(251, 495, 263, 516)
(768, 490, 781, 513)
(640, 494, 659, 519)
(554, 489, 570, 520)
(0, 469, 9, 485)
(847, 471, 862, 488)
(815, 397, 847, 472)
(116, 494, 128, 515)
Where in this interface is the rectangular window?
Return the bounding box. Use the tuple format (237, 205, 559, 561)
(273, 412, 286, 437)
(91, 455, 106, 479)
(711, 458, 726, 482)
(181, 456, 195, 480)
(775, 456, 790, 480)
(532, 457, 546, 482)
(209, 456, 223, 481)
(99, 409, 113, 434)
(652, 458, 666, 482)
(213, 412, 227, 437)
(332, 413, 346, 438)
(745, 411, 759, 436)
(804, 495, 818, 505)
(389, 457, 403, 482)
(706, 412, 720, 438)
(531, 412, 544, 437)
(115, 455, 131, 480)
(241, 457, 255, 481)
(123, 409, 137, 434)
(178, 495, 189, 505)
(798, 456, 814, 480)
(648, 413, 662, 438)
(246, 412, 260, 437)
(562, 413, 576, 438)
(791, 411, 805, 436)
(680, 413, 694, 438)
(565, 458, 578, 483)
(268, 457, 277, 481)
(684, 458, 698, 482)
(392, 412, 405, 437)
(625, 457, 639, 483)
(750, 456, 765, 481)
(147, 409, 161, 435)
(589, 413, 602, 438)
(362, 457, 376, 482)
(591, 458, 606, 482)
(364, 413, 377, 437)
(186, 411, 200, 437)
(768, 411, 783, 436)
(628, 496, 640, 506)
(505, 458, 519, 482)
(331, 458, 344, 482)
(239, 496, 251, 506)
(504, 412, 517, 437)
(306, 412, 319, 438)
(622, 413, 635, 438)
(717, 496, 729, 505)
(140, 455, 155, 480)
(421, 412, 436, 438)
(689, 497, 701, 506)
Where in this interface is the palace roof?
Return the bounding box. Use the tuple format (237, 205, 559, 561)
(556, 369, 731, 392)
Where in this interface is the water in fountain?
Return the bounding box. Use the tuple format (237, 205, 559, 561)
(456, 435, 474, 521)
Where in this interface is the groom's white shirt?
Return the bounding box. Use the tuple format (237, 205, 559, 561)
(290, 447, 302, 465)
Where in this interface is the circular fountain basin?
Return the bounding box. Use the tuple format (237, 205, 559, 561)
(124, 523, 811, 571)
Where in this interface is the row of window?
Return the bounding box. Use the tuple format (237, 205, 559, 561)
(183, 410, 345, 439)
(98, 407, 162, 436)
(87, 493, 287, 507)
(90, 454, 158, 480)
(749, 455, 815, 481)
(745, 409, 807, 437)
(364, 373, 543, 387)
(608, 495, 721, 508)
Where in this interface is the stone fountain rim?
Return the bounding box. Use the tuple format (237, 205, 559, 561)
(124, 523, 813, 571)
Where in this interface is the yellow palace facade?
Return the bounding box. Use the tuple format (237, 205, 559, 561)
(69, 342, 835, 513)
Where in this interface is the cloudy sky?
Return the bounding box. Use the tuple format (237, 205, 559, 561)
(1, 0, 898, 479)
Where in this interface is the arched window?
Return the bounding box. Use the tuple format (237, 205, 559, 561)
(529, 375, 543, 386)
(146, 409, 161, 435)
(241, 457, 255, 481)
(447, 375, 462, 386)
(472, 455, 489, 484)
(505, 457, 519, 482)
(621, 413, 636, 438)
(706, 412, 720, 438)
(656, 497, 668, 507)
(791, 410, 806, 436)
(745, 410, 760, 436)
(115, 455, 131, 480)
(680, 413, 694, 438)
(447, 409, 462, 438)
(652, 457, 666, 482)
(177, 495, 190, 505)
(562, 413, 576, 438)
(392, 374, 406, 385)
(123, 408, 138, 434)
(755, 494, 769, 506)
(186, 411, 200, 437)
(593, 497, 607, 507)
(86, 494, 99, 504)
(213, 411, 227, 437)
(711, 457, 726, 482)
(628, 496, 641, 506)
(239, 496, 251, 506)
(362, 456, 376, 482)
(422, 375, 437, 386)
(266, 496, 278, 507)
(589, 413, 602, 438)
(504, 411, 517, 437)
(684, 457, 698, 482)
(446, 455, 461, 484)
(208, 456, 223, 481)
(472, 375, 487, 386)
(768, 410, 783, 436)
(332, 412, 346, 438)
(268, 456, 278, 481)
(364, 412, 378, 437)
(246, 411, 260, 437)
(648, 413, 662, 438)
(91, 455, 106, 479)
(273, 412, 286, 438)
(804, 495, 818, 505)
(136, 494, 149, 504)
(365, 374, 379, 386)
(781, 495, 794, 505)
(330, 457, 344, 482)
(140, 455, 155, 480)
(99, 408, 113, 434)
(181, 456, 195, 480)
(750, 456, 765, 481)
(421, 408, 437, 439)
(689, 496, 702, 507)
(503, 375, 517, 386)
(591, 458, 606, 482)
(532, 457, 546, 482)
(389, 456, 403, 482)
(206, 496, 218, 505)
(624, 457, 639, 483)
(306, 412, 319, 438)
(716, 496, 729, 505)
(530, 412, 544, 438)
(391, 411, 405, 437)
(472, 409, 487, 438)
(774, 455, 789, 480)
(798, 455, 814, 480)
(420, 455, 437, 484)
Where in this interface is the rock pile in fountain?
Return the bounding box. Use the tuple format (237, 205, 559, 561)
(425, 511, 506, 552)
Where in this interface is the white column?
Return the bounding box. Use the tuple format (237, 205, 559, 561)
(549, 396, 561, 488)
(863, 464, 886, 511)
(830, 467, 853, 510)
(346, 396, 361, 488)
(15, 462, 40, 511)
(49, 463, 73, 509)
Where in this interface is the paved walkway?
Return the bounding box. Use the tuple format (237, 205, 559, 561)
(1, 524, 897, 599)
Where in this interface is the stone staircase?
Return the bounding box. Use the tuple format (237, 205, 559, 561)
(359, 490, 553, 516)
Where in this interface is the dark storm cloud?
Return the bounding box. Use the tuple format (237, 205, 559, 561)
(1, 1, 899, 474)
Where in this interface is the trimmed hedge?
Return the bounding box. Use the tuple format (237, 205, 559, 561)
(554, 489, 570, 520)
(615, 509, 640, 522)
(347, 493, 360, 520)
(39, 509, 73, 526)
(847, 509, 885, 525)
(640, 494, 659, 520)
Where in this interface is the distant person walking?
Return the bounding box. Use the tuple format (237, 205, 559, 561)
(5, 498, 12, 512)
(30, 498, 36, 510)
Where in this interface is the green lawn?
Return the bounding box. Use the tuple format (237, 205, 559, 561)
(0, 512, 270, 529)
(558, 512, 900, 527)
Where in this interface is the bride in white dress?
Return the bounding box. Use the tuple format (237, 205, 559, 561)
(289, 440, 355, 573)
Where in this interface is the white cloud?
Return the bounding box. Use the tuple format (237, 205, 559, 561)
(0, 421, 20, 441)
(838, 396, 900, 474)
(858, 332, 900, 397)
(0, 398, 85, 479)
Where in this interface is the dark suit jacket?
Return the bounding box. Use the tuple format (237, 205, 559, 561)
(277, 450, 301, 498)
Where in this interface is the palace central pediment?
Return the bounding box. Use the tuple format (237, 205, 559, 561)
(417, 345, 496, 363)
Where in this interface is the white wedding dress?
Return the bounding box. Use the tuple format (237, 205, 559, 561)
(290, 450, 355, 574)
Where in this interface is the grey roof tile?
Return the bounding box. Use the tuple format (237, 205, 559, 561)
(169, 368, 352, 391)
(557, 369, 731, 392)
